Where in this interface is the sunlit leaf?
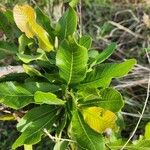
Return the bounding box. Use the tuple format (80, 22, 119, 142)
(13, 4, 35, 38)
(91, 43, 116, 65)
(69, 110, 105, 150)
(18, 34, 32, 54)
(79, 35, 92, 49)
(109, 139, 150, 150)
(56, 39, 88, 84)
(80, 88, 124, 112)
(82, 107, 117, 133)
(23, 64, 42, 77)
(145, 122, 150, 140)
(34, 91, 65, 105)
(56, 7, 77, 39)
(36, 7, 55, 42)
(80, 59, 136, 88)
(24, 145, 32, 150)
(18, 49, 49, 63)
(77, 87, 102, 101)
(13, 4, 53, 52)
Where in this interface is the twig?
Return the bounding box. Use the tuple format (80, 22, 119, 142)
(114, 78, 149, 89)
(108, 21, 143, 38)
(43, 128, 76, 143)
(121, 112, 150, 119)
(120, 49, 150, 150)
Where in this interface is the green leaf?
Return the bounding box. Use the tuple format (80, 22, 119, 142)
(24, 145, 32, 150)
(80, 88, 124, 112)
(0, 82, 59, 109)
(0, 10, 20, 39)
(68, 0, 79, 7)
(34, 91, 65, 105)
(56, 7, 77, 39)
(36, 7, 55, 42)
(145, 122, 150, 140)
(23, 82, 60, 93)
(69, 110, 105, 150)
(88, 50, 99, 59)
(78, 88, 102, 101)
(56, 39, 88, 84)
(92, 43, 116, 65)
(23, 64, 43, 77)
(64, 0, 79, 7)
(79, 59, 136, 88)
(18, 49, 49, 63)
(18, 53, 45, 64)
(0, 41, 17, 59)
(0, 82, 33, 109)
(13, 105, 58, 149)
(53, 141, 69, 150)
(18, 34, 32, 54)
(133, 140, 150, 150)
(79, 35, 92, 49)
(23, 65, 58, 82)
(109, 139, 150, 150)
(13, 4, 53, 52)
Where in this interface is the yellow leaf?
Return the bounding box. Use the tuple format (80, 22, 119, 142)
(13, 4, 53, 52)
(82, 107, 117, 133)
(13, 4, 35, 38)
(29, 21, 53, 52)
(0, 114, 15, 121)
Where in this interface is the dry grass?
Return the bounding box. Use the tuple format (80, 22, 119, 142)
(82, 0, 150, 138)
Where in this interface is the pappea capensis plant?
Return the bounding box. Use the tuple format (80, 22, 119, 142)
(0, 2, 138, 150)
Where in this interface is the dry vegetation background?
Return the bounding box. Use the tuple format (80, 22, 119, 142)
(0, 0, 150, 149)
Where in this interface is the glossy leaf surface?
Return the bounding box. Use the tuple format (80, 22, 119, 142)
(80, 59, 136, 88)
(56, 39, 88, 84)
(13, 105, 58, 149)
(34, 91, 65, 105)
(70, 110, 105, 150)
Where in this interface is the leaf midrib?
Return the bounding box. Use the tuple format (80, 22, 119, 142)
(24, 112, 56, 139)
(67, 48, 74, 85)
(18, 107, 57, 131)
(77, 112, 97, 150)
(0, 93, 33, 97)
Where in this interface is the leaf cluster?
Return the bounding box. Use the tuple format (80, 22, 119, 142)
(0, 2, 143, 150)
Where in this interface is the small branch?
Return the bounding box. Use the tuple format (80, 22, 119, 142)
(43, 129, 76, 143)
(121, 112, 150, 119)
(108, 21, 143, 39)
(114, 78, 149, 89)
